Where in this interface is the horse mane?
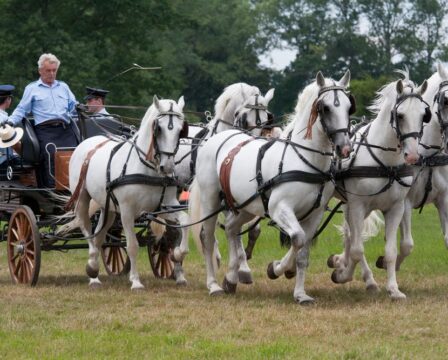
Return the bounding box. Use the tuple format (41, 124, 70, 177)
(210, 83, 260, 126)
(367, 68, 416, 116)
(281, 77, 334, 139)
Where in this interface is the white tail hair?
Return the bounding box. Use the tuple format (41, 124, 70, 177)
(335, 209, 384, 242)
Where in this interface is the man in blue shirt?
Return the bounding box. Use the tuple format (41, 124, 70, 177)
(8, 53, 80, 187)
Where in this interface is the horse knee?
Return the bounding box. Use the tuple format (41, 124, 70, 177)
(400, 243, 413, 257)
(289, 229, 306, 250)
(349, 245, 364, 262)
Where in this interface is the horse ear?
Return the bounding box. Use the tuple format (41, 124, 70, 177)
(339, 70, 351, 88)
(437, 62, 448, 80)
(177, 95, 185, 111)
(153, 95, 161, 111)
(417, 80, 428, 96)
(264, 88, 275, 103)
(316, 71, 325, 87)
(396, 80, 404, 95)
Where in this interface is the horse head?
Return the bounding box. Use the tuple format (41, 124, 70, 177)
(306, 70, 353, 158)
(434, 62, 448, 152)
(233, 88, 275, 136)
(147, 95, 187, 175)
(389, 76, 429, 165)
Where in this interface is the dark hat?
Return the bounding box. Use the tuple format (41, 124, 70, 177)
(84, 87, 109, 101)
(0, 85, 15, 97)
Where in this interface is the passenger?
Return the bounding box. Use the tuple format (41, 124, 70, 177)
(85, 87, 110, 115)
(0, 85, 22, 160)
(83, 86, 131, 138)
(8, 53, 80, 187)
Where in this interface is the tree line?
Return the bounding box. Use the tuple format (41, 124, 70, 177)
(0, 0, 446, 122)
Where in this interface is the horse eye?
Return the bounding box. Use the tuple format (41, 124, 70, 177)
(397, 113, 404, 121)
(323, 105, 330, 113)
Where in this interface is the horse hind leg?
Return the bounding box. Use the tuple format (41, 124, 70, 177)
(223, 211, 255, 293)
(86, 210, 116, 287)
(244, 219, 261, 261)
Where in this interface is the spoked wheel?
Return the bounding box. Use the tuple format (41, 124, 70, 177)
(101, 230, 130, 276)
(148, 231, 179, 280)
(7, 205, 41, 286)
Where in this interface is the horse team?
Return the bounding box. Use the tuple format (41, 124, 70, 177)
(66, 63, 448, 303)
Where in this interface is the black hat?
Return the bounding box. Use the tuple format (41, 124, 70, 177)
(84, 87, 109, 101)
(0, 85, 15, 97)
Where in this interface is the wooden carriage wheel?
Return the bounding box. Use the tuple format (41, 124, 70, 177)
(7, 206, 41, 286)
(148, 237, 176, 280)
(100, 231, 130, 276)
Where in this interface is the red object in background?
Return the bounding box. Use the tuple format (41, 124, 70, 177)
(179, 190, 189, 202)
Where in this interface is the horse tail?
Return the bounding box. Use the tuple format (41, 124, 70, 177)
(150, 220, 165, 241)
(334, 208, 384, 242)
(189, 178, 203, 254)
(55, 200, 101, 236)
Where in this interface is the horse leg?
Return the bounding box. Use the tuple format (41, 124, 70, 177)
(120, 211, 144, 290)
(244, 219, 261, 261)
(159, 210, 189, 286)
(268, 205, 306, 278)
(383, 202, 406, 299)
(395, 201, 414, 271)
(435, 196, 448, 249)
(331, 203, 366, 284)
(88, 210, 116, 287)
(223, 211, 255, 293)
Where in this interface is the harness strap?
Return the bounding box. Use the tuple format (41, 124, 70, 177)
(65, 139, 111, 211)
(219, 138, 255, 213)
(416, 168, 433, 213)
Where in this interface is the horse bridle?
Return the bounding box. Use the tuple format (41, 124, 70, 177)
(235, 94, 274, 130)
(314, 85, 356, 142)
(389, 92, 431, 143)
(152, 103, 188, 159)
(434, 80, 448, 134)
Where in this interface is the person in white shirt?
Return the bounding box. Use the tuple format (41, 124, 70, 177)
(85, 87, 110, 115)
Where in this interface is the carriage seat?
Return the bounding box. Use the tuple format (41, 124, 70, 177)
(76, 114, 132, 139)
(18, 117, 40, 165)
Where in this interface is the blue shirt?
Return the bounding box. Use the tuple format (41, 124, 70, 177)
(9, 79, 77, 126)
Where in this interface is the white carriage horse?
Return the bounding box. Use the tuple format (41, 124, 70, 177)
(173, 83, 275, 265)
(359, 63, 448, 276)
(190, 71, 353, 302)
(67, 95, 189, 289)
(328, 70, 431, 299)
(175, 82, 275, 186)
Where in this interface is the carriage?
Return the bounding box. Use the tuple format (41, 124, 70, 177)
(0, 109, 182, 286)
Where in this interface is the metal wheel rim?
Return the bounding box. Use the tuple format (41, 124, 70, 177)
(7, 205, 41, 286)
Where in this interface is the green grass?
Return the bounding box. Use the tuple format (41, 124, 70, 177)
(0, 205, 447, 359)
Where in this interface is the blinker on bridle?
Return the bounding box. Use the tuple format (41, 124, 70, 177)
(241, 94, 274, 128)
(390, 92, 431, 142)
(434, 80, 448, 131)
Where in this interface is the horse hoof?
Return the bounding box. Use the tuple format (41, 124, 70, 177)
(295, 296, 315, 306)
(284, 270, 296, 279)
(86, 264, 99, 279)
(131, 282, 145, 291)
(209, 288, 225, 297)
(176, 278, 188, 286)
(366, 284, 380, 294)
(389, 290, 407, 300)
(327, 254, 337, 268)
(222, 277, 237, 294)
(331, 270, 340, 284)
(238, 270, 253, 284)
(376, 256, 386, 269)
(89, 278, 102, 289)
(267, 262, 279, 280)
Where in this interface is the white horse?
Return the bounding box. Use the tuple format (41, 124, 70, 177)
(189, 71, 353, 302)
(175, 82, 275, 186)
(68, 95, 189, 289)
(355, 63, 448, 276)
(328, 70, 430, 299)
(172, 83, 275, 266)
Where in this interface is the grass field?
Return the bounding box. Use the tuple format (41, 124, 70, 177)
(1, 204, 448, 359)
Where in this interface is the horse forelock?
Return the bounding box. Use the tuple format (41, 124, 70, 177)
(213, 83, 260, 123)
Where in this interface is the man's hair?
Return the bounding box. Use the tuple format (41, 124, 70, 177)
(0, 95, 10, 106)
(38, 53, 60, 69)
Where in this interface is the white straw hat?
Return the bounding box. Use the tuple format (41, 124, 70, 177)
(0, 124, 23, 148)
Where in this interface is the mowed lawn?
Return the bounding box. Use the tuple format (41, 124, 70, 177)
(1, 204, 448, 359)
